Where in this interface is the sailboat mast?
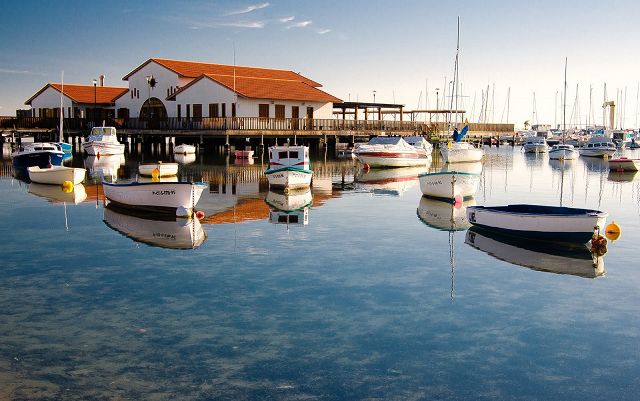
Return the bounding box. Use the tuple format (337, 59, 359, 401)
(563, 57, 567, 142)
(454, 16, 460, 126)
(59, 71, 64, 143)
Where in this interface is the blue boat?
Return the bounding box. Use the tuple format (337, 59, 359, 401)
(57, 142, 73, 153)
(11, 142, 65, 169)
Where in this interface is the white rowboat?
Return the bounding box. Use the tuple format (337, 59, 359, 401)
(138, 162, 179, 177)
(28, 165, 86, 185)
(174, 144, 196, 155)
(440, 141, 484, 163)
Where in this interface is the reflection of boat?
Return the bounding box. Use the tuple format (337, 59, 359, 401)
(138, 162, 178, 177)
(265, 145, 312, 189)
(265, 188, 312, 225)
(233, 157, 255, 165)
(465, 227, 605, 278)
(608, 157, 640, 171)
(137, 176, 179, 183)
(28, 165, 86, 185)
(549, 158, 575, 171)
(11, 142, 65, 168)
(607, 170, 638, 182)
(466, 204, 608, 243)
(582, 156, 609, 172)
(174, 143, 196, 155)
(103, 204, 207, 249)
(355, 165, 429, 196)
(355, 137, 428, 167)
(82, 126, 125, 156)
(102, 181, 207, 217)
(174, 153, 196, 165)
(418, 162, 482, 201)
(234, 147, 254, 159)
(84, 154, 125, 180)
(28, 183, 87, 204)
(416, 196, 476, 231)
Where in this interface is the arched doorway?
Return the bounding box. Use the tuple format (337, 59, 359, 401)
(140, 97, 168, 120)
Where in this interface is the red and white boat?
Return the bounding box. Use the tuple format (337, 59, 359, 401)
(608, 157, 640, 171)
(354, 137, 428, 168)
(234, 147, 254, 159)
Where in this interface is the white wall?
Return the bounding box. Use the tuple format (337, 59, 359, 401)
(115, 61, 184, 118)
(29, 87, 96, 118)
(174, 77, 335, 119)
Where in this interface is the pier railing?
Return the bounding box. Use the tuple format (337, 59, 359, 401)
(0, 116, 514, 135)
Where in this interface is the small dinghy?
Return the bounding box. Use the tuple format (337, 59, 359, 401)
(138, 162, 179, 177)
(608, 157, 640, 172)
(102, 181, 207, 217)
(466, 204, 608, 243)
(174, 144, 196, 155)
(28, 165, 86, 185)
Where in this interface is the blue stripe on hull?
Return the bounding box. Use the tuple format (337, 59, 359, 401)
(12, 152, 64, 168)
(469, 223, 594, 244)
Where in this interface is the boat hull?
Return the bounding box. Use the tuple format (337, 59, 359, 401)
(523, 144, 549, 153)
(102, 181, 207, 217)
(418, 171, 481, 201)
(440, 143, 484, 163)
(608, 157, 640, 171)
(234, 150, 254, 159)
(549, 148, 578, 160)
(174, 144, 196, 155)
(265, 167, 313, 189)
(12, 151, 65, 169)
(138, 162, 179, 177)
(83, 141, 125, 156)
(356, 152, 429, 167)
(28, 166, 86, 185)
(466, 205, 608, 243)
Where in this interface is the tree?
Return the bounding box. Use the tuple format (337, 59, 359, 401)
(524, 120, 530, 130)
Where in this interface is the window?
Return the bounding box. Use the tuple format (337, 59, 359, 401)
(193, 104, 202, 119)
(232, 102, 236, 117)
(221, 103, 226, 118)
(259, 104, 269, 118)
(288, 151, 299, 159)
(186, 104, 191, 119)
(209, 103, 219, 117)
(278, 151, 289, 159)
(275, 104, 285, 119)
(177, 104, 182, 119)
(306, 106, 314, 119)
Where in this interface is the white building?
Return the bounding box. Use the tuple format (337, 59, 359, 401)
(24, 58, 341, 122)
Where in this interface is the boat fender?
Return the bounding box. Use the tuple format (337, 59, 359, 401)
(195, 210, 205, 220)
(605, 221, 621, 241)
(62, 181, 74, 193)
(152, 168, 160, 179)
(590, 234, 607, 256)
(453, 195, 463, 208)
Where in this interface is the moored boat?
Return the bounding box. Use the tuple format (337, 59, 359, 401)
(466, 204, 608, 243)
(82, 126, 125, 156)
(523, 136, 549, 153)
(11, 142, 65, 169)
(234, 147, 254, 159)
(138, 162, 179, 177)
(265, 145, 313, 189)
(102, 181, 207, 217)
(28, 165, 86, 185)
(578, 136, 616, 158)
(440, 141, 484, 163)
(608, 157, 640, 172)
(404, 136, 434, 158)
(465, 226, 605, 278)
(548, 144, 578, 160)
(174, 143, 196, 155)
(354, 136, 428, 167)
(418, 161, 482, 202)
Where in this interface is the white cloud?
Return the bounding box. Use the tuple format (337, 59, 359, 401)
(221, 21, 266, 29)
(317, 28, 331, 34)
(0, 68, 46, 76)
(226, 2, 270, 16)
(279, 16, 294, 23)
(286, 20, 312, 29)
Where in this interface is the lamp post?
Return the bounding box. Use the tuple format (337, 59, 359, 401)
(372, 90, 376, 103)
(92, 78, 97, 126)
(435, 88, 440, 130)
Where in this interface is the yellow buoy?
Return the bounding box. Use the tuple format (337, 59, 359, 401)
(62, 180, 74, 193)
(152, 168, 160, 179)
(605, 221, 621, 241)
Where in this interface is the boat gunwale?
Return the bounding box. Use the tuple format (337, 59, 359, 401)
(467, 205, 608, 218)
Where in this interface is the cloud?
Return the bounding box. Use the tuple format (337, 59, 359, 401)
(286, 20, 312, 29)
(317, 28, 331, 34)
(220, 21, 266, 28)
(0, 68, 46, 76)
(226, 2, 269, 16)
(279, 16, 295, 23)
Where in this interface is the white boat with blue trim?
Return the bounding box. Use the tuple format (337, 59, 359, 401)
(578, 136, 616, 158)
(11, 142, 65, 169)
(466, 204, 608, 243)
(265, 145, 313, 189)
(523, 136, 549, 153)
(102, 181, 207, 217)
(82, 126, 125, 156)
(28, 165, 86, 185)
(549, 143, 578, 160)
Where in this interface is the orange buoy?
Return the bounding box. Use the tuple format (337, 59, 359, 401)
(195, 210, 205, 220)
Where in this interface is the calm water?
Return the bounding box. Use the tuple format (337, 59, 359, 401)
(1, 144, 640, 400)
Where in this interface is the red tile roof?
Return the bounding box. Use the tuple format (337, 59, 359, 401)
(167, 74, 342, 103)
(25, 83, 129, 105)
(122, 58, 321, 87)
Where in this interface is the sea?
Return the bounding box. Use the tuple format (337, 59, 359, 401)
(1, 143, 639, 400)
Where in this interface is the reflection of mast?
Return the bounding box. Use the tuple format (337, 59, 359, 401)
(449, 230, 455, 301)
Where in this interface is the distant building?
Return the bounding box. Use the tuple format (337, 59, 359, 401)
(24, 58, 341, 122)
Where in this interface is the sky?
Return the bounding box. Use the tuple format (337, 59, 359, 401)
(2, 0, 640, 129)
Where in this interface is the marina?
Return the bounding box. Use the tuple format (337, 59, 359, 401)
(1, 143, 640, 399)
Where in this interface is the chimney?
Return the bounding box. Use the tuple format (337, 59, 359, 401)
(99, 74, 105, 87)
